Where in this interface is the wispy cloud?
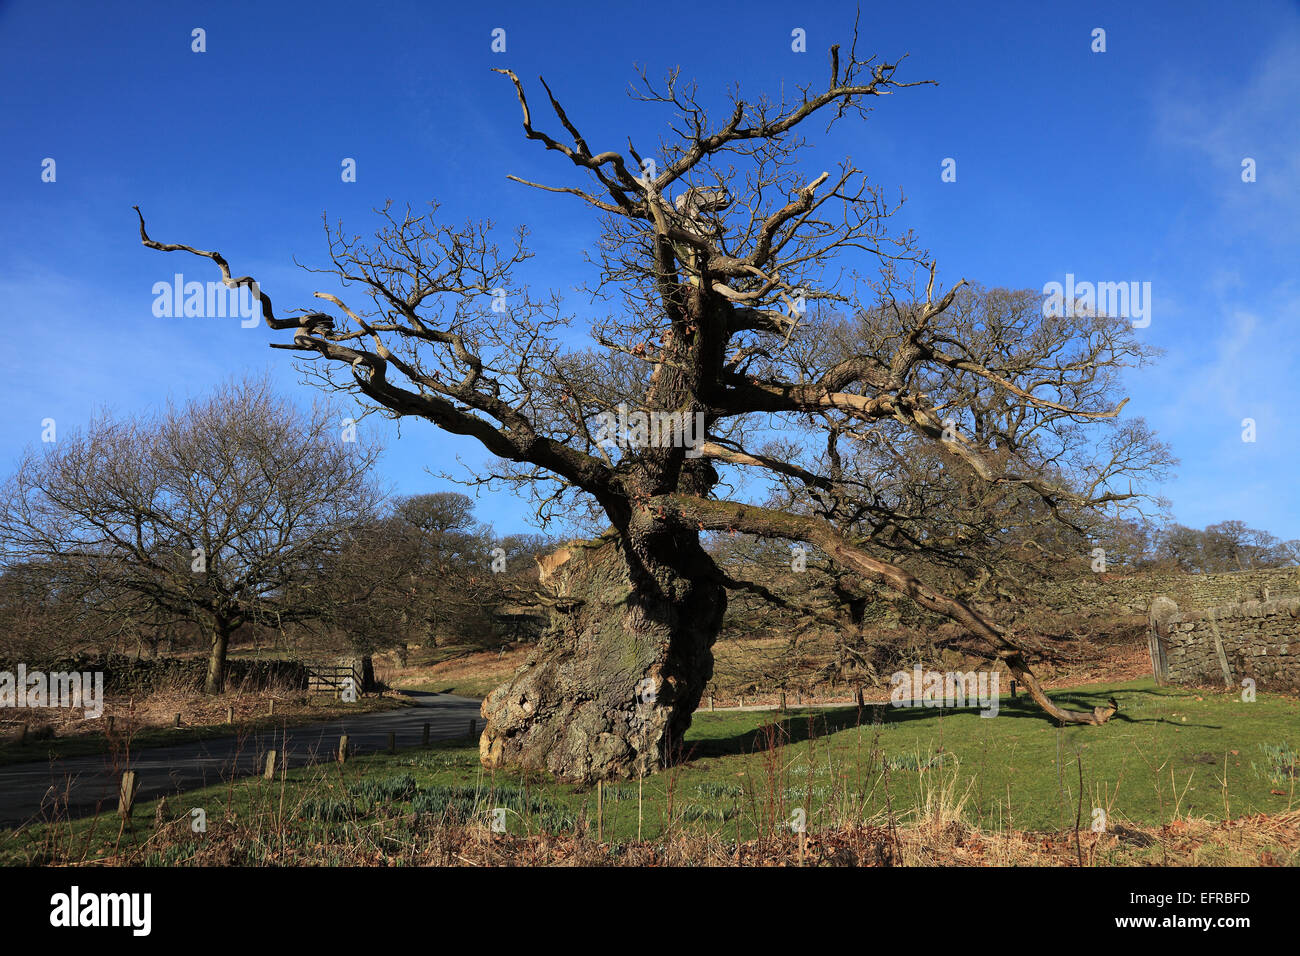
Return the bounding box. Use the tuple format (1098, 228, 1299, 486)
(1150, 17, 1300, 245)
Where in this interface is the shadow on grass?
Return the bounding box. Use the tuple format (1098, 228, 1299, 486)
(683, 685, 1210, 761)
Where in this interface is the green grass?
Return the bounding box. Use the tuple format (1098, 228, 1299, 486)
(4, 678, 1297, 864)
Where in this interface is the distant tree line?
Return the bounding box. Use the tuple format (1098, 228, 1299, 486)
(1148, 520, 1299, 574)
(0, 377, 551, 693)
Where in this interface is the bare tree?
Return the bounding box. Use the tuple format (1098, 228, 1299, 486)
(760, 284, 1172, 597)
(0, 377, 382, 693)
(1156, 520, 1296, 573)
(0, 559, 101, 661)
(302, 493, 502, 663)
(392, 493, 500, 646)
(134, 34, 1168, 778)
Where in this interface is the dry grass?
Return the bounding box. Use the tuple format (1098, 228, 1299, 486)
(32, 806, 1299, 867)
(384, 645, 526, 699)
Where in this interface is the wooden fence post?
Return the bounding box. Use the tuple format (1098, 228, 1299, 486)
(338, 735, 348, 763)
(264, 751, 277, 779)
(118, 771, 138, 820)
(388, 732, 396, 754)
(469, 718, 478, 739)
(173, 713, 181, 728)
(422, 722, 430, 747)
(226, 706, 234, 725)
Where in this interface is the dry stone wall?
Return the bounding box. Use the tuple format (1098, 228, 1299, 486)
(1028, 566, 1300, 617)
(1149, 594, 1300, 692)
(1023, 566, 1300, 690)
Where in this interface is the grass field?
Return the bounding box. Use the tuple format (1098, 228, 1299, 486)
(4, 677, 1298, 866)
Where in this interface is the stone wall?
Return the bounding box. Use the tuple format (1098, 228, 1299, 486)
(1148, 594, 1300, 692)
(1019, 566, 1300, 691)
(1028, 566, 1300, 618)
(0, 653, 312, 694)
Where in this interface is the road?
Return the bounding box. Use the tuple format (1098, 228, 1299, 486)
(0, 692, 483, 828)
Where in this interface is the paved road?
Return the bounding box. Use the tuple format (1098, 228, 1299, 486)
(0, 692, 483, 828)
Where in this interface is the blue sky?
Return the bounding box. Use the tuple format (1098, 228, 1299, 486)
(2, 0, 1297, 539)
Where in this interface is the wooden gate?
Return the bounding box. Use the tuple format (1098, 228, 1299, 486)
(307, 659, 362, 698)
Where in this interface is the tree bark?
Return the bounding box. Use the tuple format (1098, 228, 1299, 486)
(480, 528, 725, 782)
(203, 620, 233, 695)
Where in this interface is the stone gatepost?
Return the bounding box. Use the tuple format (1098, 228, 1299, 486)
(1147, 596, 1179, 685)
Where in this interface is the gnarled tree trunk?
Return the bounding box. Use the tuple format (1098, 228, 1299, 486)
(480, 527, 724, 782)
